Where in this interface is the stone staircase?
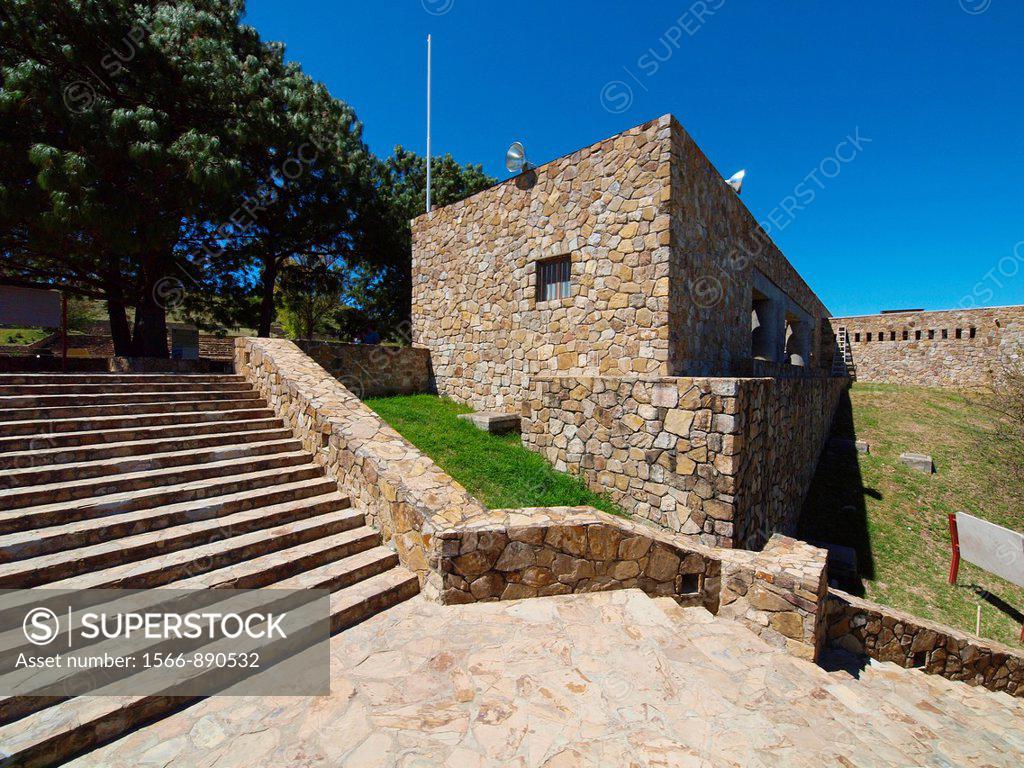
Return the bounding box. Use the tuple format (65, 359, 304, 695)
(656, 599, 1024, 764)
(0, 372, 419, 767)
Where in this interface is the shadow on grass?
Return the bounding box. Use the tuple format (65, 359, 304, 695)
(968, 584, 1024, 629)
(797, 387, 877, 594)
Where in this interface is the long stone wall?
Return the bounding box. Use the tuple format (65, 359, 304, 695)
(831, 306, 1024, 388)
(826, 589, 1024, 698)
(521, 374, 845, 549)
(294, 340, 432, 398)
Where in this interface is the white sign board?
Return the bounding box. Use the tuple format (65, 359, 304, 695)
(956, 512, 1024, 588)
(0, 285, 62, 328)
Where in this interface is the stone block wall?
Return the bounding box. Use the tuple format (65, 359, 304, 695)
(411, 117, 673, 412)
(294, 340, 432, 398)
(831, 306, 1024, 388)
(522, 374, 845, 549)
(411, 115, 834, 414)
(826, 589, 1024, 698)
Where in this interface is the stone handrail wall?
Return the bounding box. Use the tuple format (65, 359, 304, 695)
(235, 337, 486, 600)
(522, 374, 845, 549)
(438, 506, 829, 660)
(294, 340, 432, 398)
(826, 589, 1024, 697)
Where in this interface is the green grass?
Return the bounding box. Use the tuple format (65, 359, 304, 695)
(363, 394, 624, 516)
(799, 383, 1024, 647)
(0, 328, 49, 345)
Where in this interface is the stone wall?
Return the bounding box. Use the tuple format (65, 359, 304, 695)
(412, 117, 673, 412)
(235, 338, 831, 660)
(235, 337, 486, 601)
(826, 589, 1024, 698)
(831, 306, 1024, 388)
(522, 374, 845, 549)
(439, 507, 829, 661)
(294, 340, 432, 398)
(411, 115, 834, 414)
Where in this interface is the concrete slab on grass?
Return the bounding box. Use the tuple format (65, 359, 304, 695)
(899, 452, 934, 474)
(458, 411, 521, 434)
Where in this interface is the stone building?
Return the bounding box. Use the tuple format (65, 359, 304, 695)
(831, 305, 1024, 388)
(412, 115, 845, 548)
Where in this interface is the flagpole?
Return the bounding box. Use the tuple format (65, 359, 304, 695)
(426, 34, 432, 214)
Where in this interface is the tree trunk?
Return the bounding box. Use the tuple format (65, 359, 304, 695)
(106, 299, 133, 357)
(131, 270, 169, 358)
(257, 254, 279, 337)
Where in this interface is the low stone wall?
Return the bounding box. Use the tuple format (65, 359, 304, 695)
(831, 305, 1024, 388)
(294, 340, 432, 399)
(826, 589, 1024, 698)
(827, 589, 1019, 696)
(235, 337, 485, 600)
(522, 374, 845, 549)
(439, 507, 828, 660)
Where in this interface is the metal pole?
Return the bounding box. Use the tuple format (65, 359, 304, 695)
(426, 34, 432, 214)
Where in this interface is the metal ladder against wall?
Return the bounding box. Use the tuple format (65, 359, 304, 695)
(832, 326, 856, 378)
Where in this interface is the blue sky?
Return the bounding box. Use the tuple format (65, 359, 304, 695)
(244, 0, 1024, 317)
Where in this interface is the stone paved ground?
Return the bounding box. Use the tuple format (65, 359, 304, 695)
(70, 591, 1024, 767)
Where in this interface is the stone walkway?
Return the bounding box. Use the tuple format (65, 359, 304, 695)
(70, 591, 1024, 767)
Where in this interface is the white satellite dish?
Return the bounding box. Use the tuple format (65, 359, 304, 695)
(506, 141, 531, 174)
(726, 169, 746, 194)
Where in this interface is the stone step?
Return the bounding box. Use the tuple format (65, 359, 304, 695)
(0, 395, 265, 423)
(0, 477, 342, 561)
(0, 513, 369, 617)
(0, 438, 302, 490)
(0, 387, 257, 409)
(0, 380, 253, 397)
(0, 426, 294, 470)
(0, 417, 284, 454)
(0, 527, 382, 670)
(0, 373, 244, 386)
(0, 493, 357, 587)
(0, 405, 275, 437)
(0, 464, 326, 534)
(0, 568, 418, 768)
(0, 451, 312, 511)
(0, 546, 399, 726)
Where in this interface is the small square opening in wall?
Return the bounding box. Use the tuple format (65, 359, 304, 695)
(911, 650, 928, 669)
(956, 328, 963, 339)
(915, 330, 922, 340)
(890, 331, 896, 341)
(902, 330, 909, 340)
(866, 332, 872, 342)
(928, 329, 935, 340)
(970, 326, 977, 339)
(678, 573, 700, 594)
(854, 332, 861, 342)
(942, 329, 948, 340)
(536, 255, 571, 302)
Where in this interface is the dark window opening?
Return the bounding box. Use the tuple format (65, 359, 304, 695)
(751, 290, 775, 360)
(902, 330, 909, 340)
(854, 332, 861, 342)
(537, 255, 571, 302)
(679, 573, 700, 594)
(915, 330, 922, 340)
(928, 330, 935, 340)
(969, 327, 977, 339)
(890, 331, 896, 341)
(955, 328, 963, 339)
(866, 332, 872, 342)
(941, 329, 948, 340)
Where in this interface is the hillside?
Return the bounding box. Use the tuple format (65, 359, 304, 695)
(800, 382, 1024, 647)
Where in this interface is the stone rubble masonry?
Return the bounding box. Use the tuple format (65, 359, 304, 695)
(294, 339, 432, 399)
(827, 589, 1024, 698)
(831, 305, 1024, 388)
(235, 338, 1024, 683)
(411, 114, 835, 414)
(438, 506, 829, 661)
(235, 338, 829, 660)
(235, 337, 487, 601)
(522, 374, 846, 549)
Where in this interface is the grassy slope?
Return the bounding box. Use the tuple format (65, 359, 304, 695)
(800, 383, 1024, 647)
(0, 328, 50, 345)
(363, 394, 623, 517)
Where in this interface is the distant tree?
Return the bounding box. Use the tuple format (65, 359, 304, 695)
(360, 148, 495, 337)
(277, 253, 346, 341)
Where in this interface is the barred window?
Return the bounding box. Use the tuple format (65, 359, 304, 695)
(537, 255, 571, 302)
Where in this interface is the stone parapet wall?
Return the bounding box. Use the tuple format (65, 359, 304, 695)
(826, 589, 1024, 698)
(235, 337, 486, 600)
(521, 374, 845, 549)
(294, 340, 432, 398)
(439, 507, 828, 661)
(831, 306, 1024, 388)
